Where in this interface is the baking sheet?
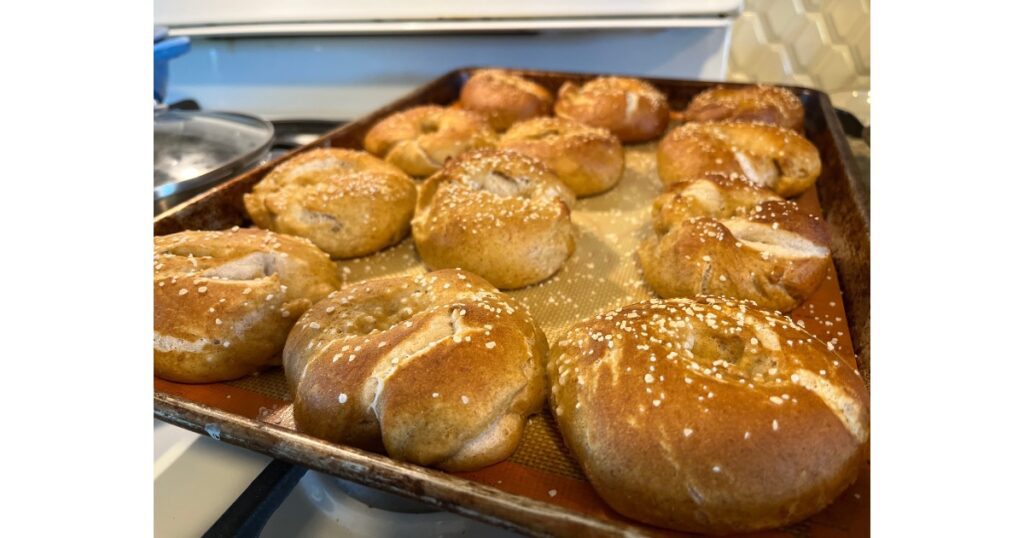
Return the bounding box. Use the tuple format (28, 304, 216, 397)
(156, 139, 867, 537)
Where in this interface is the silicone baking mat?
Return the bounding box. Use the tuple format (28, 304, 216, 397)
(155, 137, 868, 537)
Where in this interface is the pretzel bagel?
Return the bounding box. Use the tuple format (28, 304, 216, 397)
(554, 76, 669, 143)
(499, 117, 624, 197)
(284, 269, 547, 471)
(364, 105, 496, 178)
(684, 84, 805, 132)
(459, 69, 554, 131)
(154, 229, 340, 383)
(639, 176, 830, 312)
(657, 121, 821, 197)
(243, 148, 417, 259)
(412, 149, 576, 290)
(548, 296, 869, 533)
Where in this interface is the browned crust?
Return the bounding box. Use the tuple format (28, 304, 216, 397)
(459, 69, 554, 132)
(548, 297, 869, 534)
(412, 149, 576, 290)
(243, 148, 417, 259)
(363, 105, 497, 177)
(499, 117, 624, 197)
(284, 269, 548, 471)
(154, 228, 340, 383)
(643, 172, 831, 311)
(554, 77, 669, 143)
(684, 84, 805, 132)
(651, 172, 783, 233)
(657, 121, 822, 197)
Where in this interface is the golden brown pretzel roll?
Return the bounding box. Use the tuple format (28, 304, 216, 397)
(244, 148, 416, 259)
(412, 149, 575, 290)
(284, 269, 547, 471)
(657, 121, 821, 197)
(154, 229, 339, 383)
(548, 297, 869, 534)
(554, 76, 669, 143)
(639, 191, 831, 312)
(459, 69, 554, 131)
(363, 105, 496, 177)
(684, 84, 805, 132)
(651, 172, 782, 232)
(499, 117, 624, 197)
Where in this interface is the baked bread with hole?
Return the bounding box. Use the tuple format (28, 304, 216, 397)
(154, 228, 340, 383)
(657, 121, 821, 197)
(639, 175, 830, 312)
(499, 117, 624, 197)
(548, 296, 869, 534)
(363, 105, 496, 177)
(554, 76, 669, 143)
(244, 148, 417, 259)
(459, 69, 554, 131)
(412, 149, 575, 290)
(284, 269, 547, 471)
(683, 84, 805, 132)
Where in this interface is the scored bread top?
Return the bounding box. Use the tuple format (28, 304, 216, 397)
(153, 228, 339, 383)
(284, 269, 547, 471)
(548, 296, 868, 533)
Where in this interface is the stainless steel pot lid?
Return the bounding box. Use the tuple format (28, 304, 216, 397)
(154, 109, 274, 201)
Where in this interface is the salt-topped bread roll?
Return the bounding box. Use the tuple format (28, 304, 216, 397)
(412, 149, 575, 289)
(364, 105, 496, 177)
(284, 269, 547, 471)
(554, 76, 669, 143)
(459, 69, 554, 131)
(154, 228, 339, 383)
(548, 296, 869, 533)
(684, 84, 805, 132)
(639, 174, 830, 312)
(244, 148, 416, 259)
(499, 117, 624, 197)
(657, 121, 821, 197)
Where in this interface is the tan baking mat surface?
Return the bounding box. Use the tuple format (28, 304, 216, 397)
(156, 140, 868, 537)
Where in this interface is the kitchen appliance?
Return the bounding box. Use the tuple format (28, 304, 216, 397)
(154, 0, 741, 120)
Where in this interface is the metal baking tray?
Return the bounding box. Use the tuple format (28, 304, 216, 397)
(154, 67, 870, 537)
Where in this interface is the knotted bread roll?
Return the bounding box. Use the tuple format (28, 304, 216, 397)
(554, 76, 669, 143)
(499, 116, 624, 197)
(459, 69, 553, 131)
(548, 296, 869, 534)
(683, 84, 805, 132)
(284, 269, 547, 471)
(412, 149, 576, 290)
(639, 175, 830, 312)
(364, 105, 496, 178)
(657, 121, 821, 197)
(154, 228, 339, 383)
(244, 148, 416, 259)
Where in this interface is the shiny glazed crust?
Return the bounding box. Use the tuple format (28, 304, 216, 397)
(284, 269, 547, 471)
(657, 121, 822, 197)
(459, 69, 554, 131)
(684, 84, 805, 132)
(639, 175, 830, 312)
(499, 117, 624, 197)
(363, 105, 496, 177)
(412, 149, 576, 290)
(554, 77, 669, 143)
(243, 148, 417, 259)
(154, 229, 340, 383)
(548, 297, 869, 534)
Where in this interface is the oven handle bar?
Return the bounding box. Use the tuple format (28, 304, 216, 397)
(168, 16, 733, 38)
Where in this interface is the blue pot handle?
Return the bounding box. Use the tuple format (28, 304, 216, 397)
(154, 30, 191, 103)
